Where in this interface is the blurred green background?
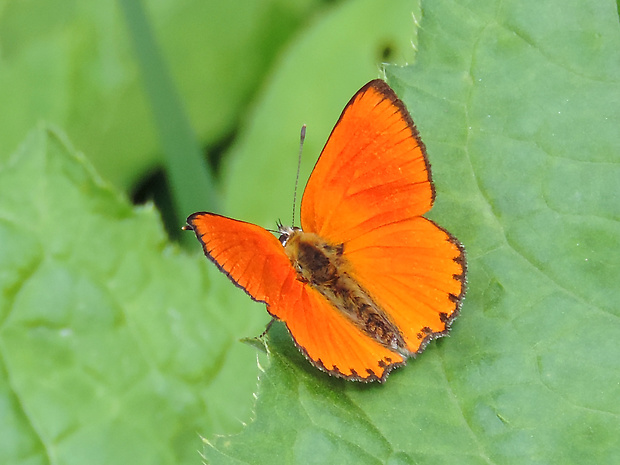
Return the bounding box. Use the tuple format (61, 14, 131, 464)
(0, 0, 416, 237)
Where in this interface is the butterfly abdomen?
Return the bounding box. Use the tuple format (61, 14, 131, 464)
(284, 230, 408, 354)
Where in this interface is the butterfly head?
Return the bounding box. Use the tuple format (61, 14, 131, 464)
(278, 224, 300, 246)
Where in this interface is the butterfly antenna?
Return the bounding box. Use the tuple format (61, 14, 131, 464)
(291, 124, 306, 227)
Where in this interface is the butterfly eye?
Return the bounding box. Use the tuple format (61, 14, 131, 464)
(278, 226, 300, 246)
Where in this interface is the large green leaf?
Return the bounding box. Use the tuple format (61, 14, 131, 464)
(202, 0, 620, 463)
(0, 127, 267, 464)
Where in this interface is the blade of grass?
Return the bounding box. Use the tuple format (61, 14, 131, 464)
(118, 0, 217, 230)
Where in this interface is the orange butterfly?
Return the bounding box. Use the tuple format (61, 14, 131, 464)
(184, 80, 466, 382)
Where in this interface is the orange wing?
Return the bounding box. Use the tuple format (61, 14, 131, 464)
(300, 79, 466, 352)
(300, 79, 434, 244)
(344, 217, 465, 354)
(185, 213, 295, 302)
(185, 213, 406, 381)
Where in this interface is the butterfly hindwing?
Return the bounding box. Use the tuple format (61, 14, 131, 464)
(344, 217, 466, 354)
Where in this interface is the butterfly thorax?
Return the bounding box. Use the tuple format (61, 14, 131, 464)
(280, 227, 409, 356)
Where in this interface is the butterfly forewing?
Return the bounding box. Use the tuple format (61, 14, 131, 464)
(186, 213, 296, 302)
(300, 80, 434, 244)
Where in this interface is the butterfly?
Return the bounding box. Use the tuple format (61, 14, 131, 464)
(184, 79, 466, 382)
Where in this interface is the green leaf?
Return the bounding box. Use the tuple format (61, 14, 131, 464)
(202, 0, 620, 463)
(0, 126, 267, 464)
